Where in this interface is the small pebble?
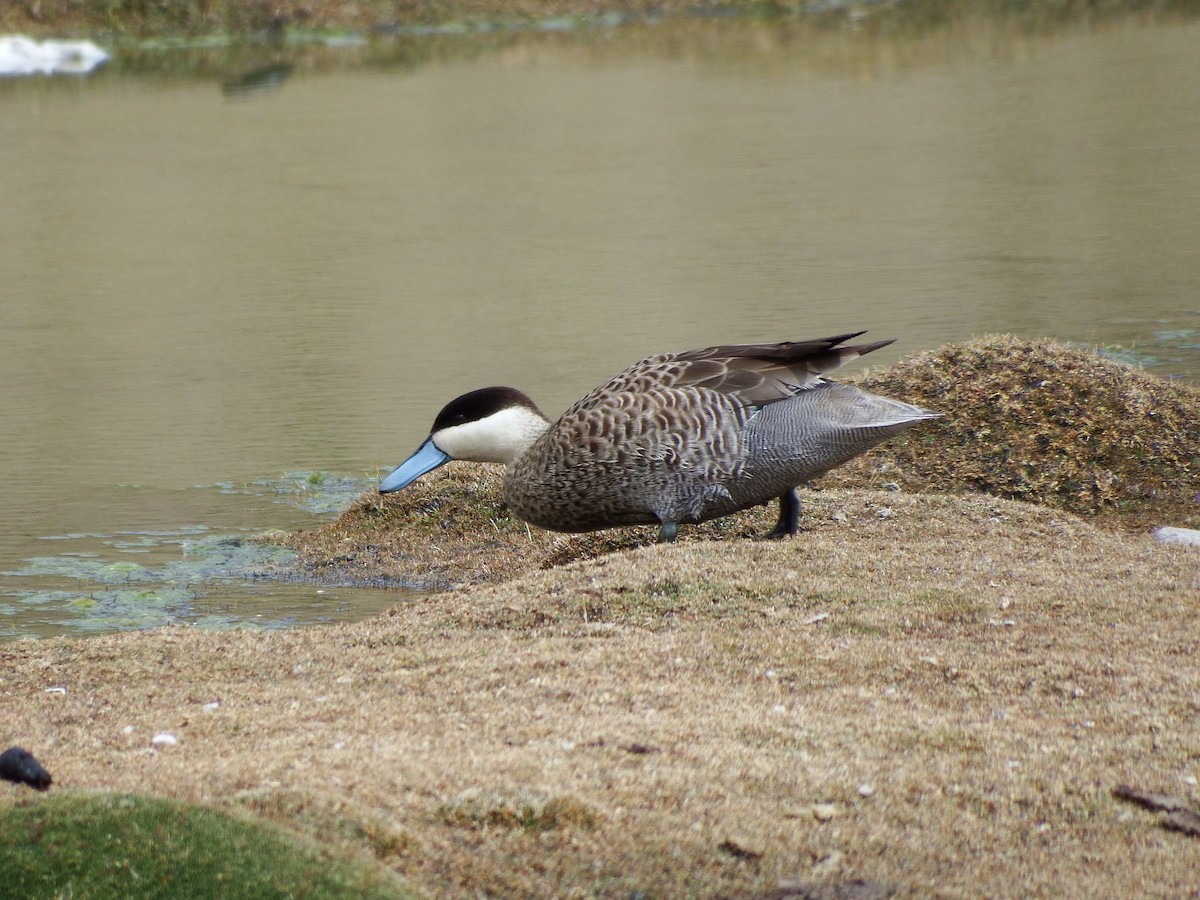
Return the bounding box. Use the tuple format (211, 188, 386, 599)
(812, 849, 843, 871)
(1154, 526, 1200, 546)
(151, 732, 178, 747)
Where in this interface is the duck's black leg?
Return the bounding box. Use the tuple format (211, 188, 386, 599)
(763, 488, 800, 539)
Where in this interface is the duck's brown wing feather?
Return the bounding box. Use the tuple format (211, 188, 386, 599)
(572, 333, 894, 413)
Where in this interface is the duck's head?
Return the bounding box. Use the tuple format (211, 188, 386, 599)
(379, 386, 550, 493)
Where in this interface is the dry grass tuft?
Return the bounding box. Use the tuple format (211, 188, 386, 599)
(437, 789, 599, 832)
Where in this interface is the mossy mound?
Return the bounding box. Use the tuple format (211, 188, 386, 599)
(841, 335, 1200, 530)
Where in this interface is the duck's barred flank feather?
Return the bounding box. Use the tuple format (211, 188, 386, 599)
(382, 333, 937, 540)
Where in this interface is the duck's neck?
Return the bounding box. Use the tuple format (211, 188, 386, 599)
(495, 407, 552, 465)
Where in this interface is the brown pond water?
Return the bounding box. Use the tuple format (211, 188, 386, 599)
(2, 11, 1198, 638)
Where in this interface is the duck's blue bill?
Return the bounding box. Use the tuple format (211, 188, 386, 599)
(379, 437, 450, 493)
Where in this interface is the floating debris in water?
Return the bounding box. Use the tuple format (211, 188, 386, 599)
(1154, 327, 1200, 349)
(208, 471, 374, 514)
(0, 35, 108, 76)
(2, 534, 298, 635)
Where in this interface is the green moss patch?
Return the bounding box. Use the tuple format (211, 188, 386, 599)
(0, 792, 409, 899)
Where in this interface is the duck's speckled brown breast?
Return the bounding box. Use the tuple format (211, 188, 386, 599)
(503, 380, 928, 534)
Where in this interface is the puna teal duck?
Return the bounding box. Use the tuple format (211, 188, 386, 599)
(380, 332, 936, 541)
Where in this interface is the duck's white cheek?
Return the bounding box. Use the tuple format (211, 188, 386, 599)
(434, 419, 501, 461)
(433, 407, 545, 464)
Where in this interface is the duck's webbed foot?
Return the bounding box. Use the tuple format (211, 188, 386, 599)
(763, 488, 800, 539)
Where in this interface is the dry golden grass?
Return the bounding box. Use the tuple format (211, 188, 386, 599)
(3, 338, 1199, 897)
(3, 494, 1198, 897)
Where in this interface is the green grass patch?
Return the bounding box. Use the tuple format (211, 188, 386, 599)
(0, 792, 409, 899)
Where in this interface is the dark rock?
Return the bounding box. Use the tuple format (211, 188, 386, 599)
(0, 746, 52, 791)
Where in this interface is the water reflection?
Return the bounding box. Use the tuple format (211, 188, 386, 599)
(222, 62, 295, 97)
(1, 7, 1197, 639)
